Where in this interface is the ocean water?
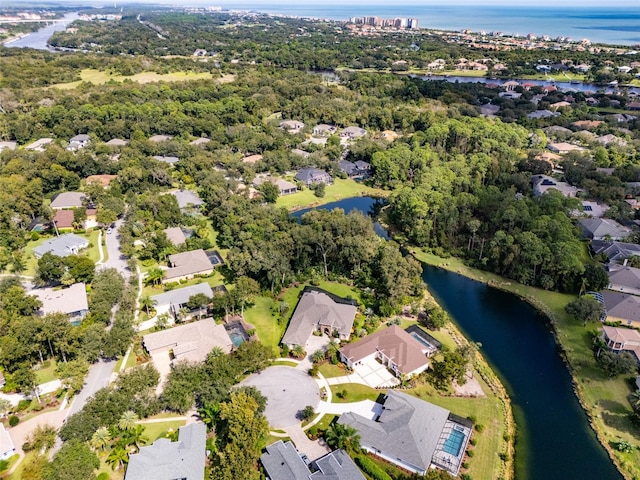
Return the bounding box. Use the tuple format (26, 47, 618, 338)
(229, 4, 640, 46)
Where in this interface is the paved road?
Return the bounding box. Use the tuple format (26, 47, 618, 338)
(67, 358, 116, 418)
(101, 219, 130, 277)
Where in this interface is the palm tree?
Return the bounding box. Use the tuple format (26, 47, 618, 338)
(0, 399, 11, 418)
(118, 410, 139, 432)
(123, 425, 147, 453)
(90, 427, 112, 453)
(198, 402, 220, 432)
(143, 268, 165, 288)
(139, 295, 156, 316)
(326, 340, 339, 364)
(292, 345, 306, 360)
(324, 423, 361, 453)
(106, 445, 129, 471)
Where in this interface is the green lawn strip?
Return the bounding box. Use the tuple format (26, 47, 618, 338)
(244, 297, 286, 352)
(140, 420, 186, 444)
(84, 230, 101, 263)
(414, 249, 640, 478)
(265, 434, 291, 446)
(276, 178, 388, 211)
(0, 454, 20, 476)
(34, 358, 58, 384)
(306, 414, 338, 435)
(8, 451, 36, 480)
(318, 362, 348, 378)
(97, 455, 124, 480)
(329, 383, 380, 403)
(271, 360, 298, 367)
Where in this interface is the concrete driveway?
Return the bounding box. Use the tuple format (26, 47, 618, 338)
(150, 349, 173, 395)
(240, 366, 320, 429)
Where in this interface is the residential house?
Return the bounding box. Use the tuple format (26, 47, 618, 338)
(143, 318, 233, 365)
(575, 201, 609, 218)
(380, 130, 399, 141)
(626, 198, 640, 210)
(149, 135, 173, 143)
(171, 190, 204, 213)
(125, 423, 206, 480)
(33, 233, 89, 258)
(627, 102, 640, 111)
(535, 151, 562, 168)
(281, 287, 358, 348)
(313, 124, 337, 137)
(291, 148, 310, 158)
(337, 391, 472, 477)
(340, 126, 367, 139)
(190, 137, 210, 146)
(339, 325, 438, 379)
(151, 283, 215, 322)
(426, 59, 445, 70)
(163, 227, 187, 246)
(295, 168, 333, 187)
(607, 265, 640, 296)
(253, 175, 298, 196)
(550, 101, 571, 110)
(163, 249, 214, 283)
(153, 155, 180, 166)
(53, 210, 75, 230)
(578, 218, 632, 241)
(0, 425, 15, 461)
(547, 142, 587, 154)
(527, 110, 559, 119)
(531, 175, 580, 198)
(279, 120, 305, 133)
(86, 174, 118, 188)
(242, 154, 264, 164)
(544, 126, 572, 136)
(596, 168, 616, 176)
(105, 138, 128, 147)
(0, 141, 17, 151)
(570, 120, 603, 130)
(591, 240, 640, 263)
(338, 160, 371, 178)
(596, 134, 628, 148)
(601, 325, 640, 363)
(601, 290, 640, 328)
(32, 283, 89, 324)
(50, 192, 87, 210)
(25, 138, 53, 151)
(67, 134, 90, 151)
(503, 80, 519, 91)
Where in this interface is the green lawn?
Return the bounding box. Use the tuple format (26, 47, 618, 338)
(23, 230, 101, 276)
(50, 68, 214, 90)
(276, 178, 388, 211)
(34, 358, 59, 384)
(141, 270, 227, 298)
(8, 451, 36, 480)
(140, 420, 186, 444)
(318, 362, 348, 378)
(271, 360, 298, 367)
(306, 414, 337, 434)
(329, 383, 380, 403)
(415, 249, 640, 479)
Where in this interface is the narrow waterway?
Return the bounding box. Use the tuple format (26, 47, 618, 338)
(296, 196, 621, 480)
(5, 13, 79, 50)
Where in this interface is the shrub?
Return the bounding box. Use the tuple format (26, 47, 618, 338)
(16, 399, 30, 412)
(309, 365, 319, 377)
(461, 474, 473, 480)
(462, 462, 470, 469)
(97, 473, 110, 480)
(474, 423, 485, 433)
(8, 415, 19, 427)
(469, 437, 477, 446)
(31, 231, 40, 241)
(355, 456, 392, 480)
(466, 449, 475, 458)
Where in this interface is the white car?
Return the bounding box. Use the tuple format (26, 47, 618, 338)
(106, 228, 112, 234)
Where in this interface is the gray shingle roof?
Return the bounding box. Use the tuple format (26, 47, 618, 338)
(164, 249, 213, 281)
(261, 441, 310, 480)
(151, 283, 213, 310)
(33, 233, 89, 258)
(592, 240, 640, 263)
(602, 290, 640, 324)
(295, 168, 332, 185)
(50, 192, 87, 209)
(282, 290, 357, 346)
(608, 265, 640, 290)
(125, 422, 206, 480)
(310, 450, 366, 480)
(163, 227, 187, 246)
(172, 190, 204, 210)
(579, 218, 632, 240)
(338, 391, 450, 473)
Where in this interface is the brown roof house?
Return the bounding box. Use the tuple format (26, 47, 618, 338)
(339, 325, 437, 379)
(601, 325, 640, 363)
(162, 249, 214, 284)
(86, 174, 118, 188)
(281, 288, 357, 348)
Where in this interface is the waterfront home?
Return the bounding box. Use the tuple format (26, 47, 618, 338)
(295, 167, 333, 187)
(578, 218, 632, 241)
(338, 159, 371, 178)
(281, 287, 357, 348)
(50, 192, 87, 210)
(607, 265, 640, 296)
(339, 325, 437, 379)
(337, 391, 472, 477)
(125, 423, 206, 480)
(32, 283, 89, 324)
(531, 174, 580, 198)
(162, 249, 214, 283)
(253, 175, 298, 196)
(591, 240, 640, 264)
(601, 290, 640, 328)
(601, 325, 640, 362)
(33, 233, 89, 258)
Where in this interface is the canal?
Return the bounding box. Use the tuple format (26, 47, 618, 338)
(295, 196, 621, 480)
(5, 12, 79, 50)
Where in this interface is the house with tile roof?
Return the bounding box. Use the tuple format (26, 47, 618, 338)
(601, 325, 640, 363)
(125, 423, 206, 480)
(339, 325, 435, 379)
(282, 288, 357, 348)
(337, 391, 472, 477)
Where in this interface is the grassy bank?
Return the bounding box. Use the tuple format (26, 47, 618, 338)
(276, 178, 388, 212)
(413, 249, 639, 479)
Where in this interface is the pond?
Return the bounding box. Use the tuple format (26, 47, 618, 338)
(296, 195, 621, 480)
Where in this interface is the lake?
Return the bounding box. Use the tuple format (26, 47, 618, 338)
(296, 196, 621, 480)
(5, 13, 79, 51)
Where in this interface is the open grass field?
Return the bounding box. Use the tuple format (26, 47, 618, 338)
(414, 249, 640, 479)
(50, 69, 215, 90)
(318, 362, 348, 378)
(276, 178, 388, 211)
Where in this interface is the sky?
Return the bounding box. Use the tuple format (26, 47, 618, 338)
(5, 0, 639, 5)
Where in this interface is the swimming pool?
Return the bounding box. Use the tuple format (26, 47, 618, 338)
(410, 331, 435, 349)
(229, 332, 245, 348)
(225, 321, 249, 347)
(442, 429, 465, 457)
